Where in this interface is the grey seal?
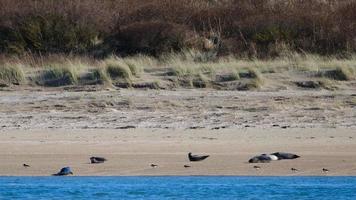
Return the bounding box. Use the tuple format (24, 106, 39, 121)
(53, 167, 73, 176)
(271, 152, 300, 160)
(90, 157, 107, 164)
(188, 152, 209, 162)
(248, 154, 272, 163)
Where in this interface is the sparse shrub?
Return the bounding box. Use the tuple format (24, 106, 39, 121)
(1, 0, 356, 57)
(0, 26, 26, 54)
(22, 14, 97, 53)
(2, 14, 97, 54)
(239, 68, 263, 80)
(106, 61, 132, 80)
(320, 67, 355, 81)
(238, 68, 263, 90)
(168, 66, 190, 77)
(125, 62, 142, 77)
(239, 79, 263, 90)
(83, 68, 110, 84)
(192, 73, 210, 88)
(216, 70, 240, 82)
(105, 21, 191, 57)
(38, 66, 78, 87)
(0, 65, 25, 84)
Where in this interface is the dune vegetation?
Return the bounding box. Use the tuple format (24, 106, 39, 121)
(0, 0, 355, 89)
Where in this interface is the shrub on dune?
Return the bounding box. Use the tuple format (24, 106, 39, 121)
(38, 66, 78, 87)
(321, 66, 355, 81)
(105, 60, 132, 81)
(0, 65, 25, 85)
(84, 67, 111, 84)
(104, 21, 191, 57)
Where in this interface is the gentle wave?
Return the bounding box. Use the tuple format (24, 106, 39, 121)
(0, 176, 355, 200)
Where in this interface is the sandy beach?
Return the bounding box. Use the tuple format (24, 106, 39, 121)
(0, 128, 355, 176)
(0, 88, 355, 176)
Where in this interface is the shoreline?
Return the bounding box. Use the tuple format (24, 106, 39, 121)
(0, 128, 355, 176)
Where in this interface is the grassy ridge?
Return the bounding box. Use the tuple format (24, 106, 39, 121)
(1, 52, 355, 90)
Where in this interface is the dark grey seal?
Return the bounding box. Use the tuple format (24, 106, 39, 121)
(23, 164, 30, 167)
(90, 157, 107, 164)
(53, 167, 73, 176)
(188, 152, 209, 162)
(248, 154, 272, 163)
(271, 152, 300, 160)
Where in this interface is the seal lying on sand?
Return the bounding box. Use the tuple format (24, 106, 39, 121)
(249, 154, 274, 163)
(271, 152, 300, 160)
(249, 152, 299, 163)
(53, 167, 73, 176)
(90, 157, 107, 164)
(188, 152, 209, 162)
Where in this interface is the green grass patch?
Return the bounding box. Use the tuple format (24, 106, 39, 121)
(38, 66, 78, 87)
(0, 65, 25, 84)
(83, 68, 111, 85)
(125, 62, 142, 77)
(106, 62, 132, 80)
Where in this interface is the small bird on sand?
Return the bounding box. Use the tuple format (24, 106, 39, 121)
(52, 167, 73, 176)
(90, 157, 107, 164)
(150, 164, 158, 168)
(23, 164, 30, 167)
(184, 165, 191, 168)
(253, 166, 261, 169)
(322, 168, 329, 173)
(188, 152, 209, 162)
(291, 168, 298, 172)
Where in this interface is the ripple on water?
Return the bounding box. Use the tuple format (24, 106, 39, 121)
(0, 176, 355, 200)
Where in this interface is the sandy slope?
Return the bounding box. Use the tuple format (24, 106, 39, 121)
(0, 128, 355, 176)
(0, 89, 355, 130)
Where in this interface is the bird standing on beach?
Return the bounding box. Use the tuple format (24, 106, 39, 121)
(150, 164, 158, 168)
(322, 168, 329, 173)
(291, 168, 298, 172)
(188, 152, 209, 162)
(253, 166, 261, 170)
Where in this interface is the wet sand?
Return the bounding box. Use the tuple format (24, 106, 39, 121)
(0, 128, 355, 176)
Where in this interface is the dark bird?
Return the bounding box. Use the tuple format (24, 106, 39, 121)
(150, 164, 158, 168)
(271, 152, 300, 160)
(90, 157, 107, 164)
(23, 164, 30, 167)
(291, 168, 298, 172)
(184, 165, 191, 168)
(253, 166, 261, 169)
(322, 168, 329, 173)
(52, 167, 73, 176)
(188, 152, 209, 162)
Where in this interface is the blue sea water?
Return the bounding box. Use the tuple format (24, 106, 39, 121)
(0, 176, 355, 200)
